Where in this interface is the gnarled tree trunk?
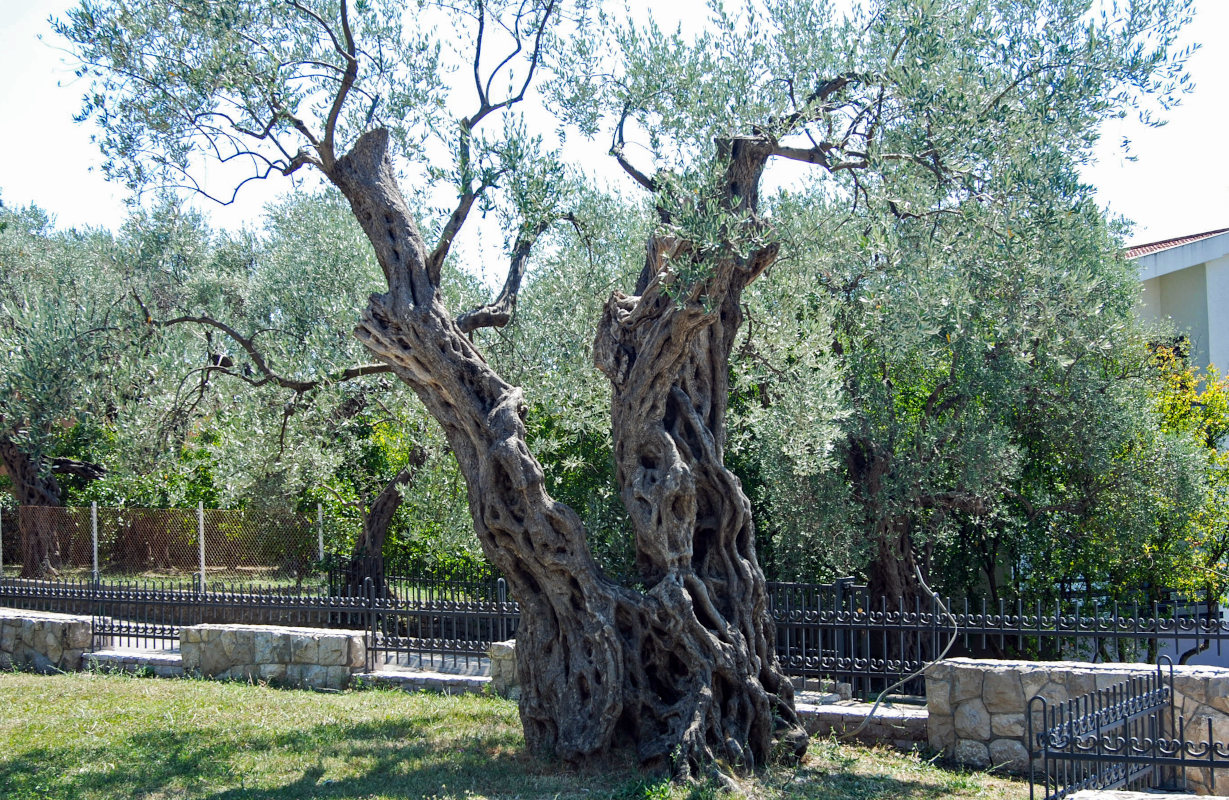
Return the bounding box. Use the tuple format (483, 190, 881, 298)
(0, 435, 64, 578)
(330, 129, 804, 776)
(346, 446, 426, 597)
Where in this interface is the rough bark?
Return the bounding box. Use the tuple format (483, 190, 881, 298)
(866, 518, 923, 609)
(845, 432, 926, 610)
(346, 446, 426, 597)
(0, 435, 65, 578)
(328, 128, 804, 776)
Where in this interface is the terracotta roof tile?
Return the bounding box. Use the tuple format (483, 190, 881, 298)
(1127, 227, 1229, 259)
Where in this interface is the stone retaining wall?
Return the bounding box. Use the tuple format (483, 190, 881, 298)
(926, 657, 1229, 794)
(181, 624, 366, 690)
(798, 700, 928, 749)
(489, 639, 517, 698)
(0, 608, 94, 672)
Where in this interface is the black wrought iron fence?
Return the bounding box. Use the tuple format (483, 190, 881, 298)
(3, 571, 1227, 693)
(367, 586, 519, 674)
(769, 580, 1229, 697)
(1028, 659, 1229, 799)
(0, 573, 517, 670)
(92, 577, 201, 650)
(326, 557, 505, 603)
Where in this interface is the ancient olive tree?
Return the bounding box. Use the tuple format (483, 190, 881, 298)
(61, 0, 1192, 774)
(0, 203, 132, 575)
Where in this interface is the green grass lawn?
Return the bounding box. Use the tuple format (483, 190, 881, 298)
(0, 671, 1028, 799)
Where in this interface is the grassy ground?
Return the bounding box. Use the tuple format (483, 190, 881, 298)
(0, 671, 1029, 800)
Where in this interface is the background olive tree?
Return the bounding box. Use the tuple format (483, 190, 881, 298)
(0, 201, 142, 576)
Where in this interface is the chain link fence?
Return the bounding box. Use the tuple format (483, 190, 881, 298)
(0, 504, 324, 583)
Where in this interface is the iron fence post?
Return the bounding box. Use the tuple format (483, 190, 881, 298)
(197, 502, 206, 584)
(835, 577, 848, 690)
(91, 501, 99, 581)
(90, 568, 100, 653)
(497, 577, 507, 642)
(365, 576, 375, 673)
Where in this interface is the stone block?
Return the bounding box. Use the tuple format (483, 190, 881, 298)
(222, 665, 256, 682)
(348, 636, 366, 669)
(254, 631, 290, 664)
(1172, 674, 1209, 707)
(1093, 671, 1122, 690)
(954, 699, 991, 740)
(180, 642, 201, 671)
(925, 661, 953, 683)
(988, 738, 1029, 773)
(0, 623, 15, 653)
(991, 713, 1025, 738)
(182, 627, 202, 644)
(285, 663, 306, 684)
(301, 664, 329, 688)
(1064, 672, 1095, 700)
(1209, 686, 1229, 716)
(219, 630, 254, 665)
(19, 619, 38, 646)
(953, 739, 990, 769)
(326, 666, 351, 689)
(928, 714, 955, 752)
(316, 635, 347, 666)
(983, 671, 1023, 713)
(952, 668, 984, 703)
(1185, 707, 1229, 746)
(199, 645, 232, 676)
(43, 631, 63, 666)
(62, 649, 84, 671)
(259, 663, 287, 683)
(1036, 681, 1067, 705)
(66, 624, 91, 650)
(489, 639, 518, 697)
(290, 635, 318, 664)
(1019, 666, 1049, 699)
(926, 677, 952, 716)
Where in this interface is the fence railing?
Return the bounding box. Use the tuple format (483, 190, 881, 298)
(0, 573, 518, 674)
(2, 571, 1226, 693)
(1028, 659, 1229, 799)
(770, 580, 1229, 696)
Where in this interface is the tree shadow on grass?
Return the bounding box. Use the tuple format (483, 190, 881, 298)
(0, 715, 654, 800)
(0, 716, 1007, 800)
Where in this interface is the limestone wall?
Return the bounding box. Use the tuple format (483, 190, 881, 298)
(489, 639, 518, 699)
(181, 624, 366, 690)
(926, 657, 1229, 793)
(0, 608, 94, 672)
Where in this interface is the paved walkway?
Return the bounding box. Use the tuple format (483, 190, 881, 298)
(1069, 792, 1223, 799)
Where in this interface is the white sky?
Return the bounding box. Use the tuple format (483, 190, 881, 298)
(0, 0, 1226, 246)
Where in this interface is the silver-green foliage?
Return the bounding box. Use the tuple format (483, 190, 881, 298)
(0, 203, 139, 474)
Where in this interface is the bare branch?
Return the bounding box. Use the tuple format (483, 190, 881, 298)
(610, 110, 656, 191)
(321, 0, 359, 166)
(428, 190, 479, 284)
(456, 215, 557, 334)
(473, 1, 488, 108)
(134, 292, 392, 393)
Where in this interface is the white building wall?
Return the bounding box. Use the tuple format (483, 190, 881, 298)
(1157, 262, 1210, 369)
(1206, 253, 1229, 375)
(1139, 275, 1163, 326)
